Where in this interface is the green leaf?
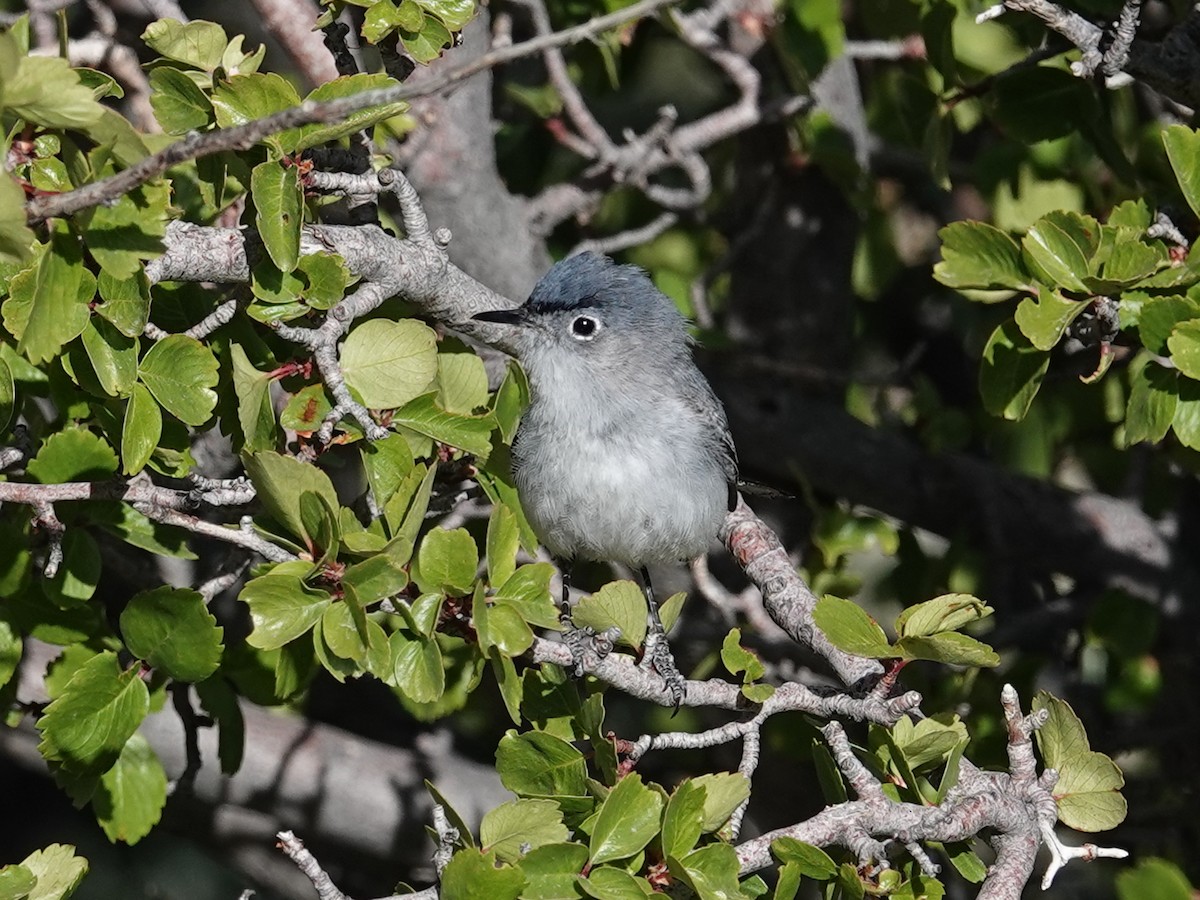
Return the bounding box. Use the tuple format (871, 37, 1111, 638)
(28, 428, 118, 483)
(492, 360, 529, 443)
(812, 595, 893, 658)
(720, 628, 765, 682)
(119, 587, 223, 682)
(361, 432, 414, 508)
(573, 581, 646, 650)
(390, 629, 444, 702)
(211, 73, 302, 150)
(1022, 219, 1090, 293)
(589, 774, 663, 865)
(231, 343, 278, 453)
(1137, 295, 1200, 355)
(0, 172, 35, 265)
(7, 222, 95, 364)
(1032, 691, 1090, 770)
(1173, 376, 1200, 450)
(978, 319, 1049, 421)
(93, 733, 167, 844)
(123, 384, 163, 480)
(416, 0, 476, 30)
(19, 844, 88, 900)
(933, 222, 1028, 291)
(1163, 125, 1200, 221)
(889, 715, 969, 771)
(661, 780, 705, 860)
(296, 74, 409, 150)
(0, 864, 36, 900)
(137, 334, 219, 426)
(148, 66, 214, 133)
(477, 600, 534, 657)
(519, 843, 590, 900)
(321, 601, 369, 663)
(251, 160, 302, 272)
(1125, 361, 1176, 445)
(96, 271, 151, 338)
(412, 527, 478, 595)
(1117, 859, 1194, 900)
(480, 799, 569, 862)
(438, 350, 490, 414)
(81, 317, 137, 397)
(0, 610, 22, 692)
(668, 844, 742, 900)
(243, 452, 340, 542)
(493, 563, 559, 630)
(142, 19, 230, 71)
(393, 392, 495, 458)
(895, 632, 999, 667)
(495, 730, 588, 799)
(441, 849, 524, 900)
(4, 55, 105, 128)
(194, 677, 244, 774)
(296, 252, 349, 308)
(770, 838, 837, 879)
(577, 866, 646, 900)
(399, 15, 453, 64)
(36, 652, 149, 794)
(772, 863, 802, 900)
(41, 530, 101, 607)
(83, 177, 169, 280)
(1054, 751, 1127, 831)
(486, 503, 520, 587)
(342, 534, 411, 602)
(1014, 288, 1087, 351)
(341, 319, 438, 409)
(894, 594, 993, 638)
(691, 773, 750, 832)
(240, 574, 332, 649)
(1167, 318, 1200, 379)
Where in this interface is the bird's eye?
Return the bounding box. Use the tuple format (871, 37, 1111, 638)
(570, 315, 599, 340)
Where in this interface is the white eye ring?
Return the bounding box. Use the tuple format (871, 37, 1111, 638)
(570, 315, 600, 341)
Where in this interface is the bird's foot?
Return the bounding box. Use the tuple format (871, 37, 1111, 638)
(643, 629, 685, 712)
(560, 603, 619, 677)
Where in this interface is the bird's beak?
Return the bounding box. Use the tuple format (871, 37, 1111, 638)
(473, 307, 528, 326)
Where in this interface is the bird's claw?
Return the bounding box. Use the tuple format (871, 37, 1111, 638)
(645, 629, 685, 713)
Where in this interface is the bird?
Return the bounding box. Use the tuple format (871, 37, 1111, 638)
(473, 251, 738, 708)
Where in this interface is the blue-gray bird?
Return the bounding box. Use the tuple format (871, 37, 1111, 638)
(474, 252, 738, 707)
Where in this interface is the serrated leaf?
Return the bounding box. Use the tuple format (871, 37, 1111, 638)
(661, 780, 705, 859)
(148, 65, 214, 133)
(137, 334, 218, 426)
(390, 629, 444, 702)
(933, 222, 1028, 291)
(8, 222, 94, 364)
(770, 838, 837, 878)
(81, 317, 137, 398)
(399, 15, 452, 64)
(393, 392, 495, 458)
(142, 18, 230, 71)
(211, 72, 302, 150)
(243, 452, 339, 542)
(895, 632, 999, 667)
(1054, 751, 1127, 832)
(119, 587, 223, 682)
(441, 849, 524, 900)
(296, 74, 409, 150)
(240, 574, 331, 649)
(691, 773, 749, 832)
(251, 161, 302, 272)
(589, 774, 663, 865)
(20, 845, 88, 900)
(412, 527, 478, 595)
(812, 595, 893, 658)
(96, 271, 151, 338)
(93, 733, 167, 844)
(495, 730, 587, 799)
(342, 535, 411, 603)
(5, 56, 104, 128)
(979, 319, 1048, 421)
(36, 652, 149, 793)
(83, 178, 169, 280)
(895, 594, 992, 638)
(0, 172, 35, 265)
(1022, 219, 1090, 293)
(1032, 691, 1090, 769)
(480, 799, 568, 862)
(0, 863, 36, 900)
(573, 581, 646, 650)
(231, 343, 278, 453)
(1137, 295, 1200, 355)
(28, 428, 118, 483)
(416, 0, 476, 30)
(1163, 125, 1200, 221)
(1167, 318, 1200, 379)
(341, 319, 438, 409)
(519, 843, 590, 900)
(494, 563, 559, 630)
(1125, 361, 1176, 445)
(1014, 288, 1087, 351)
(1173, 376, 1200, 449)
